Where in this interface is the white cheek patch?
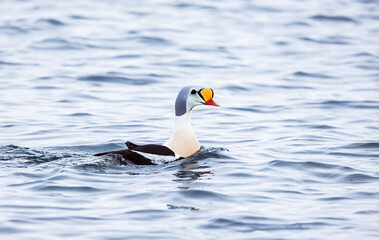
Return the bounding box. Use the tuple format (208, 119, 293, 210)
(132, 150, 178, 164)
(187, 95, 204, 111)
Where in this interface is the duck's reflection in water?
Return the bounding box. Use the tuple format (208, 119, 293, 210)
(172, 150, 215, 184)
(174, 164, 212, 183)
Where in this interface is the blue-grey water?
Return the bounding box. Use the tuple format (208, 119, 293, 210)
(1, 0, 379, 239)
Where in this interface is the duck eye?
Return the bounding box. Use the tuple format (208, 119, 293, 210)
(191, 89, 197, 94)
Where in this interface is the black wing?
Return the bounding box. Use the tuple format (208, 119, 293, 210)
(94, 141, 175, 165)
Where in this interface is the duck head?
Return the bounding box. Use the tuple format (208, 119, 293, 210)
(175, 86, 220, 116)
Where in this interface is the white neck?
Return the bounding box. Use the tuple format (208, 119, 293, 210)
(174, 111, 192, 129)
(164, 112, 200, 157)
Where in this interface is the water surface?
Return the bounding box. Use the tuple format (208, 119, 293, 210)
(1, 0, 379, 239)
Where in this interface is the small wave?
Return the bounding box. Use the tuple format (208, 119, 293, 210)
(124, 209, 168, 221)
(308, 124, 335, 129)
(173, 3, 216, 11)
(176, 63, 225, 69)
(223, 85, 250, 92)
(69, 15, 93, 20)
(299, 37, 351, 45)
(78, 74, 156, 85)
(285, 21, 311, 27)
(33, 185, 103, 193)
(70, 112, 92, 117)
(265, 189, 303, 195)
(0, 61, 22, 66)
(262, 160, 365, 183)
(1, 124, 15, 128)
(113, 54, 141, 59)
(229, 106, 285, 113)
(179, 189, 230, 201)
(355, 64, 379, 70)
(267, 160, 355, 171)
(328, 151, 379, 158)
(182, 46, 228, 53)
(355, 210, 379, 215)
(314, 100, 379, 109)
(338, 142, 379, 149)
(352, 191, 379, 198)
(255, 82, 314, 90)
(293, 71, 336, 79)
(246, 4, 282, 13)
(31, 38, 83, 50)
(36, 18, 65, 26)
(318, 197, 351, 201)
(130, 36, 172, 46)
(341, 173, 379, 184)
(203, 218, 329, 231)
(352, 52, 378, 58)
(0, 25, 27, 35)
(0, 145, 84, 168)
(32, 85, 59, 90)
(311, 15, 359, 24)
(275, 84, 314, 90)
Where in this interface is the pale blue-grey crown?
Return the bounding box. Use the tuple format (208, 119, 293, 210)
(175, 86, 195, 116)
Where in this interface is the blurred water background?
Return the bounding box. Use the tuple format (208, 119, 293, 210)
(1, 0, 379, 239)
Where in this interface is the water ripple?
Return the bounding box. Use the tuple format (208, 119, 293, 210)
(311, 15, 359, 24)
(299, 36, 351, 45)
(31, 38, 83, 50)
(203, 218, 329, 231)
(293, 71, 336, 79)
(36, 18, 65, 26)
(78, 73, 157, 85)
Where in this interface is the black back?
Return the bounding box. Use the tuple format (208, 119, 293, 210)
(94, 141, 175, 165)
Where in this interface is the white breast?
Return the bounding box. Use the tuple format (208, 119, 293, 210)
(164, 126, 200, 158)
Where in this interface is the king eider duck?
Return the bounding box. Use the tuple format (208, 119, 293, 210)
(94, 86, 220, 165)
